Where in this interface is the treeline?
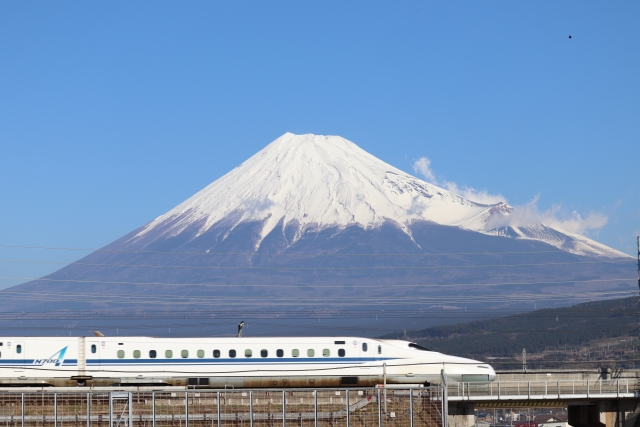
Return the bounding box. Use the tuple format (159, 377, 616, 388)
(382, 297, 639, 363)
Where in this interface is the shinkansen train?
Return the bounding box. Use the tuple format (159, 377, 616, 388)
(0, 336, 495, 387)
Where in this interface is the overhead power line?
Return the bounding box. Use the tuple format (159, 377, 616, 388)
(0, 243, 634, 257)
(0, 289, 633, 306)
(0, 258, 633, 270)
(0, 275, 634, 288)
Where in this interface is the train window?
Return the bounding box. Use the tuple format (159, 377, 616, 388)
(276, 349, 284, 357)
(323, 349, 330, 357)
(197, 350, 204, 358)
(91, 345, 96, 354)
(307, 349, 315, 357)
(229, 350, 236, 358)
(408, 343, 431, 351)
(181, 350, 189, 358)
(149, 350, 157, 359)
(338, 349, 345, 357)
(117, 350, 125, 359)
(133, 350, 141, 359)
(213, 350, 220, 358)
(245, 349, 252, 358)
(165, 350, 173, 358)
(16, 345, 22, 354)
(292, 349, 299, 357)
(378, 345, 382, 354)
(261, 349, 268, 357)
(362, 343, 368, 352)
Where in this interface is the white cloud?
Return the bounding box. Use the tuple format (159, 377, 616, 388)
(411, 156, 609, 237)
(487, 195, 608, 235)
(412, 157, 436, 183)
(412, 157, 506, 205)
(441, 181, 507, 205)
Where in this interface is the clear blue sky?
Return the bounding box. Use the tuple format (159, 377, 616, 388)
(1, 2, 638, 288)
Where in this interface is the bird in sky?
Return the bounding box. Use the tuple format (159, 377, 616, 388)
(568, 35, 572, 39)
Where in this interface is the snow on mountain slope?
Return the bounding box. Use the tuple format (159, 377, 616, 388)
(131, 133, 625, 258)
(134, 133, 490, 245)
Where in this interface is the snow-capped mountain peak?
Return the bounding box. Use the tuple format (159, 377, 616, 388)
(132, 133, 625, 258)
(136, 133, 492, 244)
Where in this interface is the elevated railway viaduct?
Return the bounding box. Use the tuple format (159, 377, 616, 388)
(447, 370, 640, 427)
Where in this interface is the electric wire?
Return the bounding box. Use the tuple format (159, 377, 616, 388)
(0, 243, 634, 256)
(0, 258, 632, 270)
(0, 276, 634, 289)
(0, 289, 633, 306)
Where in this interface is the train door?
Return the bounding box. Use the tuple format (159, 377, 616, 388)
(87, 340, 101, 368)
(11, 341, 24, 373)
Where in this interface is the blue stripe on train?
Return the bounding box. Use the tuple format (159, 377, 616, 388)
(89, 357, 396, 365)
(2, 357, 399, 367)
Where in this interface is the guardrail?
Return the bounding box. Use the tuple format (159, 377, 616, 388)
(448, 380, 638, 401)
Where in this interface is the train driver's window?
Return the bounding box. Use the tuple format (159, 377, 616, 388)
(165, 350, 173, 358)
(91, 344, 97, 354)
(322, 349, 330, 357)
(229, 350, 236, 358)
(197, 350, 204, 358)
(276, 349, 284, 357)
(149, 350, 157, 358)
(362, 343, 368, 352)
(133, 350, 141, 359)
(307, 349, 315, 357)
(245, 349, 252, 358)
(261, 349, 268, 357)
(213, 350, 221, 358)
(292, 349, 299, 357)
(181, 350, 189, 358)
(16, 345, 22, 354)
(117, 350, 125, 359)
(338, 349, 345, 357)
(378, 345, 382, 354)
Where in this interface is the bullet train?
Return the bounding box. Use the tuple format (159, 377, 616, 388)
(0, 336, 495, 387)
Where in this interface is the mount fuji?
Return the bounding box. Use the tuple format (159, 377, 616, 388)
(132, 132, 623, 258)
(2, 133, 633, 336)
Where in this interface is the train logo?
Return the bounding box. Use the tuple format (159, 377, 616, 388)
(33, 346, 67, 367)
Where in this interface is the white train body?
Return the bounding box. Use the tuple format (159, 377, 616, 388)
(0, 336, 495, 387)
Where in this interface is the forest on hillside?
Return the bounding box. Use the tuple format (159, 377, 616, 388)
(383, 297, 640, 369)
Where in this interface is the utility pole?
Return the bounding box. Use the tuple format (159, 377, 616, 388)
(522, 348, 527, 373)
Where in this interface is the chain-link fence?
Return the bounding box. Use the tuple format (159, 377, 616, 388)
(0, 388, 442, 427)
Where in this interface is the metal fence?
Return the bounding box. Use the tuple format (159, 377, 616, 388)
(0, 388, 443, 427)
(448, 379, 637, 400)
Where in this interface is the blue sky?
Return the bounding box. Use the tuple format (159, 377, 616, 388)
(0, 2, 638, 288)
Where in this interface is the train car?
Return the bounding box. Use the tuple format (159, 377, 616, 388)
(0, 336, 495, 387)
